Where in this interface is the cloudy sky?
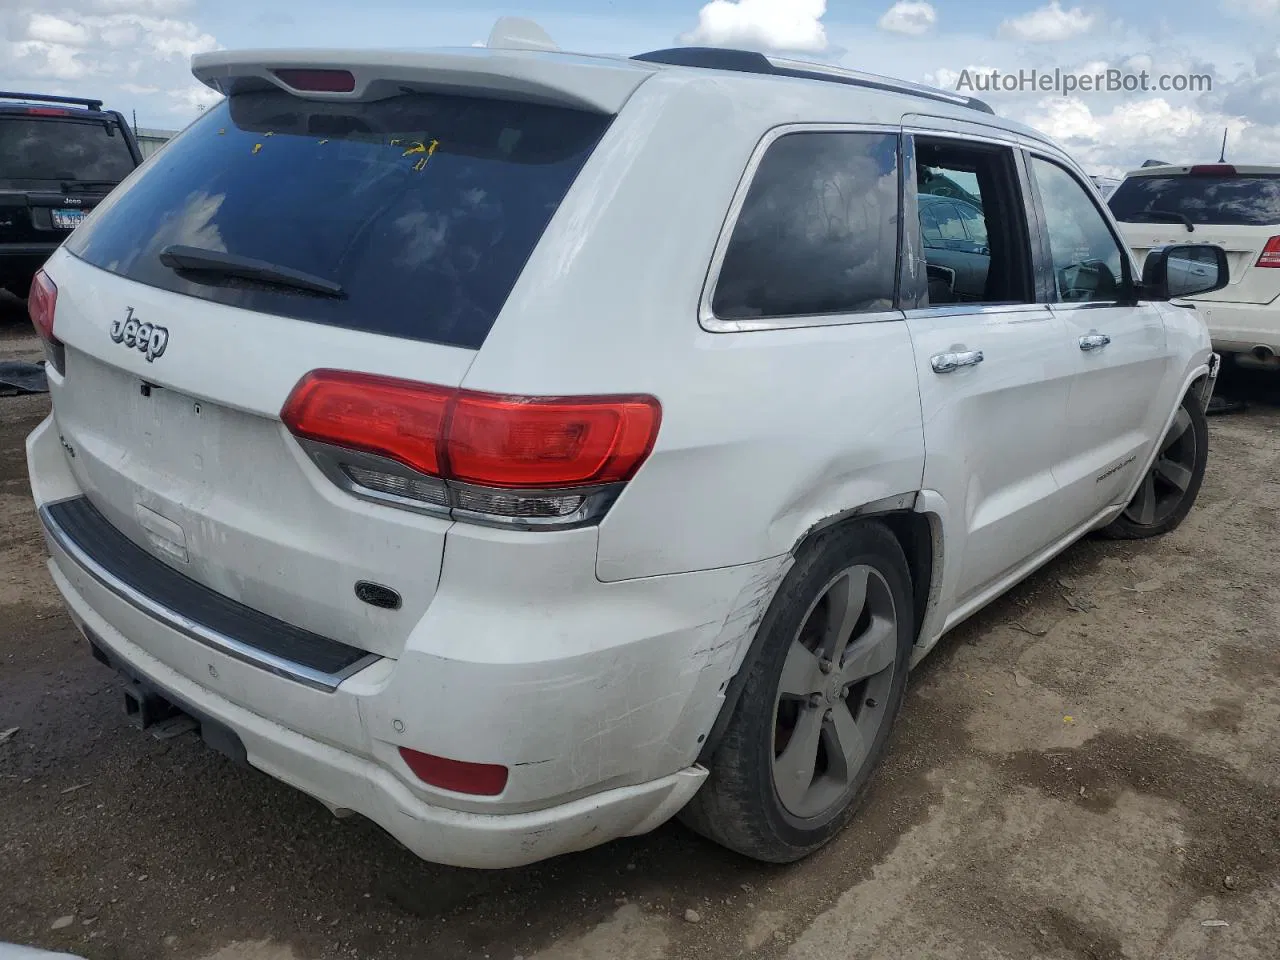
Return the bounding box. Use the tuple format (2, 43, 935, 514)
(2, 0, 1277, 176)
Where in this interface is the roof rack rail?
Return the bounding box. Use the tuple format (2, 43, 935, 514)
(631, 47, 995, 115)
(0, 91, 104, 111)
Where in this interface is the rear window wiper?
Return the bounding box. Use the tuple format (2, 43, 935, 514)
(1121, 209, 1196, 232)
(158, 245, 346, 299)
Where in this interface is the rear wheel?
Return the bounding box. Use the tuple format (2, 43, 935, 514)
(1100, 392, 1208, 540)
(681, 521, 914, 863)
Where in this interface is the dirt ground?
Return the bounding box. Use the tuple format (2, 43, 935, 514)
(1, 308, 1277, 960)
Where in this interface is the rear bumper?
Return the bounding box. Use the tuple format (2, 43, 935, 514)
(27, 414, 782, 867)
(1192, 299, 1280, 353)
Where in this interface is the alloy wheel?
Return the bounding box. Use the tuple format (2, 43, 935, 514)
(771, 564, 898, 820)
(1124, 406, 1199, 527)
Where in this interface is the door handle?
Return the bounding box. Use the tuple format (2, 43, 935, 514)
(931, 350, 984, 374)
(1079, 334, 1111, 352)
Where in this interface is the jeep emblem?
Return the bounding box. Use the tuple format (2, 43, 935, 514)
(109, 307, 169, 362)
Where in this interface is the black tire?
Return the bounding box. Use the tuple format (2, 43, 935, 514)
(1099, 391, 1208, 541)
(680, 520, 915, 863)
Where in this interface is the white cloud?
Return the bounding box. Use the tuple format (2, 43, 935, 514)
(89, 0, 193, 12)
(998, 2, 1096, 43)
(1, 3, 220, 123)
(681, 0, 828, 53)
(26, 14, 91, 46)
(1017, 96, 1253, 176)
(1222, 0, 1279, 16)
(878, 2, 937, 36)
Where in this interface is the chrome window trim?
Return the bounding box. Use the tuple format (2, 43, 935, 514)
(699, 122, 906, 333)
(903, 302, 1049, 321)
(38, 500, 379, 693)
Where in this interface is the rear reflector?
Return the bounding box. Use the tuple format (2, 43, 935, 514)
(398, 747, 508, 796)
(1189, 164, 1236, 176)
(1258, 237, 1280, 268)
(272, 69, 357, 93)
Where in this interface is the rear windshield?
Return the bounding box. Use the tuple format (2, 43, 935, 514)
(66, 90, 610, 349)
(0, 116, 137, 183)
(1109, 174, 1280, 226)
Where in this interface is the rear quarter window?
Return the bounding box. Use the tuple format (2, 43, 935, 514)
(711, 131, 900, 320)
(65, 91, 610, 350)
(1109, 174, 1280, 227)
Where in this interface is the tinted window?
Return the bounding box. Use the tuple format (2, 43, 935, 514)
(66, 91, 609, 350)
(0, 117, 136, 182)
(1109, 174, 1280, 227)
(712, 132, 899, 320)
(1031, 157, 1126, 304)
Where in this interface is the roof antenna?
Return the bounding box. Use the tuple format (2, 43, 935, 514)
(486, 17, 559, 52)
(1218, 127, 1229, 164)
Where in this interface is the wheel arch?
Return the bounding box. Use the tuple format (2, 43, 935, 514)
(697, 496, 940, 763)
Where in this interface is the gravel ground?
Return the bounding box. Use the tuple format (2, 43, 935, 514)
(1, 310, 1277, 960)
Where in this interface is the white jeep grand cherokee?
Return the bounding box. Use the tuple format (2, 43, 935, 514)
(26, 41, 1227, 868)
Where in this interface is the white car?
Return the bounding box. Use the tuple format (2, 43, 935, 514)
(27, 39, 1227, 868)
(1110, 163, 1280, 369)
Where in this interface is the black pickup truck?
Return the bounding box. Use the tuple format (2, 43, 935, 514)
(0, 92, 142, 299)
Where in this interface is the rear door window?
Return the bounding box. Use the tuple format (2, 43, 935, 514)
(65, 91, 610, 350)
(0, 116, 136, 183)
(1109, 174, 1280, 226)
(711, 131, 900, 320)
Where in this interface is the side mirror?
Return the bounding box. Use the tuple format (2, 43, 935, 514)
(1141, 244, 1230, 300)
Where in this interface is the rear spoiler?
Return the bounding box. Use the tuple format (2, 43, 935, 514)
(191, 48, 657, 115)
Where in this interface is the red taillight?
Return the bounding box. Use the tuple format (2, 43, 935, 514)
(1258, 237, 1280, 269)
(281, 370, 451, 477)
(1189, 164, 1236, 176)
(272, 69, 356, 93)
(25, 107, 72, 117)
(281, 370, 662, 491)
(448, 392, 661, 488)
(398, 747, 508, 796)
(28, 269, 58, 343)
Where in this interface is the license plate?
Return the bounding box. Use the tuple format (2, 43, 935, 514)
(52, 208, 87, 230)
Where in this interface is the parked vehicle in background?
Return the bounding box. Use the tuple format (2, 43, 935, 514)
(28, 37, 1228, 870)
(1110, 163, 1280, 370)
(0, 92, 141, 300)
(1091, 175, 1121, 198)
(917, 193, 990, 302)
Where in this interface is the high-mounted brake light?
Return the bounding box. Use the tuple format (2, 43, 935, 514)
(1189, 164, 1236, 176)
(25, 107, 72, 117)
(281, 370, 662, 528)
(272, 69, 357, 93)
(1257, 237, 1280, 269)
(398, 748, 508, 796)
